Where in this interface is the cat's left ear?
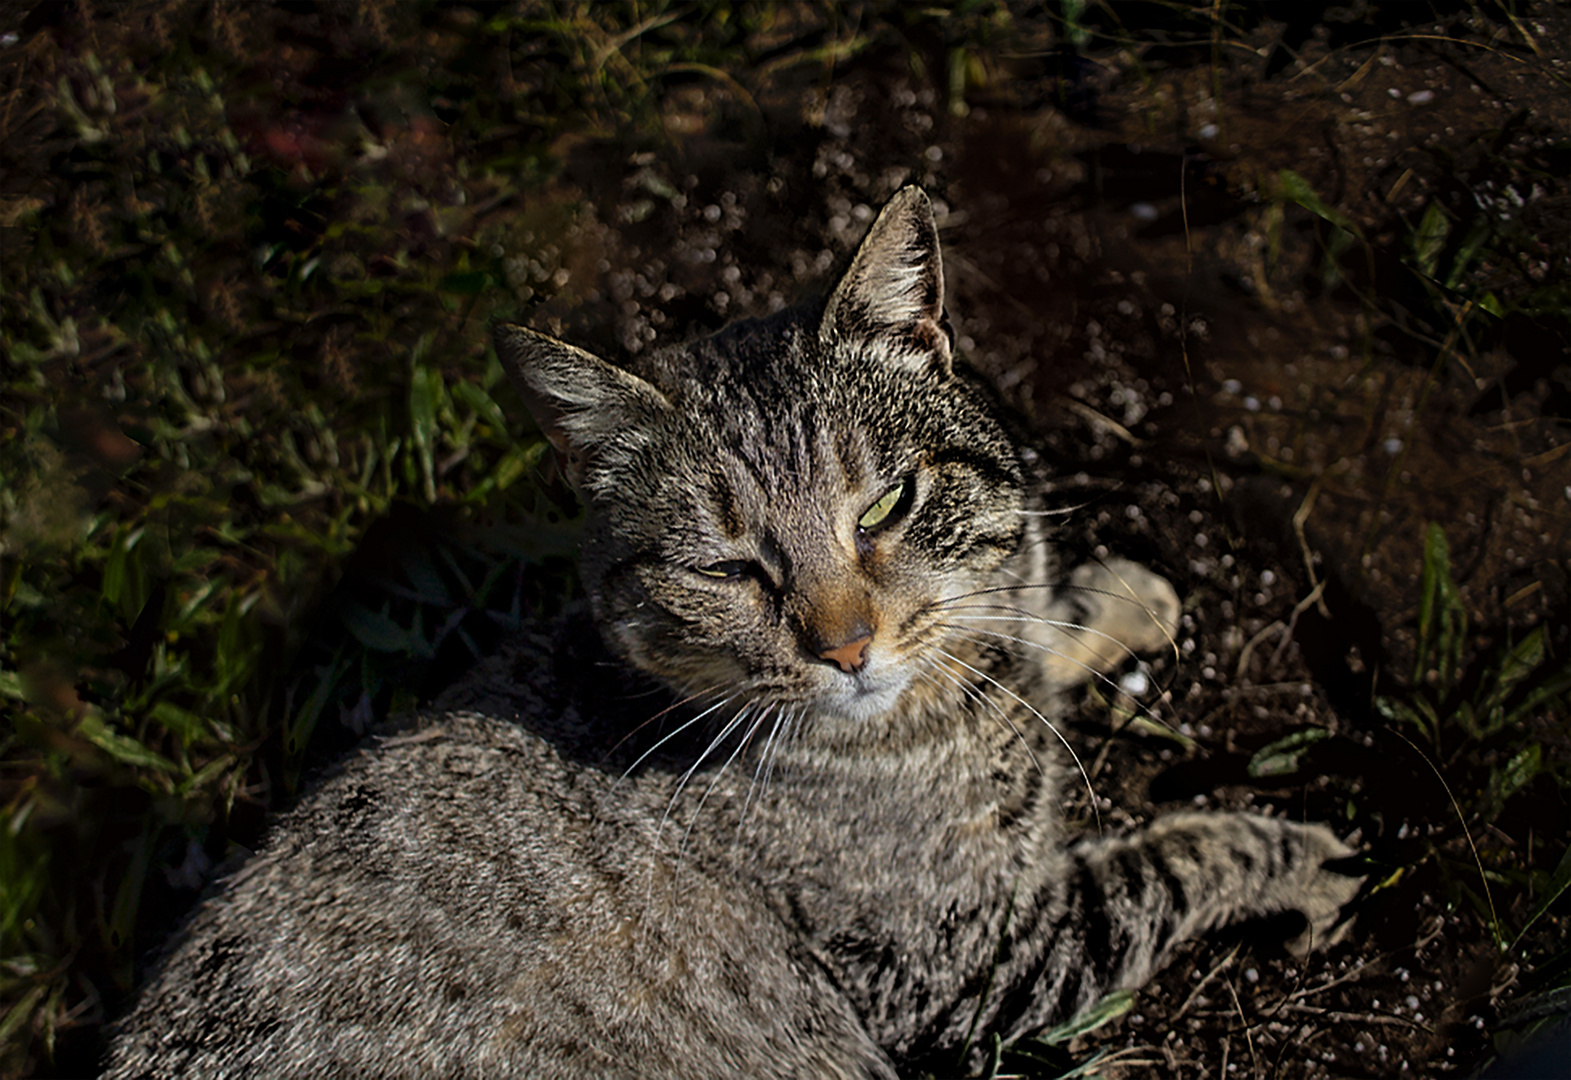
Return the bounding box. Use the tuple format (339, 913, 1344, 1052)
(819, 185, 952, 378)
(492, 322, 671, 492)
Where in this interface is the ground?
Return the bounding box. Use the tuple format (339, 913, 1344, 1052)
(1, 3, 1568, 1077)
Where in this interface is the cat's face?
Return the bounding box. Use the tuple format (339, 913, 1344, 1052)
(496, 188, 1025, 739)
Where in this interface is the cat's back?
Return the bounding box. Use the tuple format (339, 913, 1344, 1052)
(103, 619, 894, 1080)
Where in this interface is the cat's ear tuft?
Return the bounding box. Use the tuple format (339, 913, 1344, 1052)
(492, 323, 670, 491)
(820, 186, 952, 378)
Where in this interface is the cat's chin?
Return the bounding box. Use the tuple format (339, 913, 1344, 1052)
(809, 667, 913, 724)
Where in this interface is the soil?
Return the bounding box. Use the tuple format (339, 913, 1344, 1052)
(521, 8, 1571, 1078)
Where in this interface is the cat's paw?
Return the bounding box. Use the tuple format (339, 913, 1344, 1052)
(1279, 822, 1364, 958)
(1066, 558, 1180, 657)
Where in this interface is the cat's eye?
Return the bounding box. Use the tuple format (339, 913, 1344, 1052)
(858, 479, 910, 533)
(696, 560, 752, 580)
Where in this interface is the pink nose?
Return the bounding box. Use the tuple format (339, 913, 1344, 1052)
(819, 635, 872, 674)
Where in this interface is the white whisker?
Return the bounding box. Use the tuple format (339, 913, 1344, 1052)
(937, 579, 1169, 619)
(658, 702, 754, 842)
(916, 661, 1046, 781)
(682, 703, 772, 855)
(931, 645, 1104, 834)
(939, 617, 1137, 687)
(617, 691, 743, 787)
(939, 622, 1178, 738)
(761, 705, 798, 793)
(1011, 503, 1097, 517)
(738, 702, 785, 826)
(941, 605, 1147, 665)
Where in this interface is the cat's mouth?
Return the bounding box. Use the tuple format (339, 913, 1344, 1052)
(812, 662, 911, 722)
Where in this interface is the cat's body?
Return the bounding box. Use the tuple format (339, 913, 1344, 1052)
(105, 188, 1359, 1078)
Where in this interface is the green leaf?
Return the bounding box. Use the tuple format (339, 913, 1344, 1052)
(1247, 727, 1333, 778)
(288, 656, 350, 756)
(451, 378, 512, 435)
(1513, 843, 1571, 952)
(148, 700, 207, 747)
(1478, 628, 1548, 730)
(464, 439, 547, 504)
(102, 525, 151, 622)
(1275, 169, 1358, 231)
(170, 547, 223, 575)
(1514, 663, 1571, 722)
(1412, 203, 1450, 278)
(1415, 522, 1465, 686)
(76, 713, 177, 772)
(1493, 743, 1542, 807)
(409, 358, 439, 505)
(106, 823, 155, 954)
(0, 984, 47, 1054)
(1035, 989, 1134, 1045)
(1445, 217, 1494, 289)
(212, 592, 262, 701)
(394, 544, 452, 606)
(339, 602, 415, 653)
(1061, 0, 1091, 49)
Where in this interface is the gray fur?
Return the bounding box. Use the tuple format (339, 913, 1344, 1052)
(105, 187, 1360, 1078)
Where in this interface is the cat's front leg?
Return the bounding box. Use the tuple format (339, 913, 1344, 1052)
(1084, 812, 1361, 958)
(1003, 811, 1362, 1043)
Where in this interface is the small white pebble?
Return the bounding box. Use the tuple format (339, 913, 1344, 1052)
(1119, 669, 1150, 696)
(1407, 90, 1435, 105)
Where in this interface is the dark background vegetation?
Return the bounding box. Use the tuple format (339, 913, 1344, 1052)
(1, 2, 1568, 1076)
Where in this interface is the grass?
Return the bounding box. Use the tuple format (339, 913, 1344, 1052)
(2, 2, 1568, 1076)
(0, 2, 591, 1068)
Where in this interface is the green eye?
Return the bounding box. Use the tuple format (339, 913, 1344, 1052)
(858, 480, 907, 532)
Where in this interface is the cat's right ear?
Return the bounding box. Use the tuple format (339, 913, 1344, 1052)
(820, 185, 952, 379)
(492, 323, 671, 491)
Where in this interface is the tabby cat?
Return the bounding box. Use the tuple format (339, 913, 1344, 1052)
(105, 186, 1361, 1078)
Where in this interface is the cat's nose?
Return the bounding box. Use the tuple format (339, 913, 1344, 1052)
(818, 634, 873, 674)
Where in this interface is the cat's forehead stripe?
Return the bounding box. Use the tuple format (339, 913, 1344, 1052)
(711, 477, 745, 540)
(929, 445, 1020, 492)
(834, 429, 866, 489)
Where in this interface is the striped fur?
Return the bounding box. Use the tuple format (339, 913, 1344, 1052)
(105, 188, 1360, 1078)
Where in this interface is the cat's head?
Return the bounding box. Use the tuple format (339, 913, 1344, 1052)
(494, 188, 1025, 742)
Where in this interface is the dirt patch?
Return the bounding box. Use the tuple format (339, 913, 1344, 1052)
(523, 9, 1569, 1077)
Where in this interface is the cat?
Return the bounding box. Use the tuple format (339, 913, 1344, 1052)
(104, 186, 1361, 1078)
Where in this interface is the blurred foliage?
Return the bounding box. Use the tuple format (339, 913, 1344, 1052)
(1363, 523, 1571, 1074)
(0, 2, 602, 1070)
(1374, 525, 1571, 992)
(1, 1, 1567, 1077)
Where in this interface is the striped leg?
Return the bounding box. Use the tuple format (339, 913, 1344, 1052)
(1005, 813, 1361, 1040)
